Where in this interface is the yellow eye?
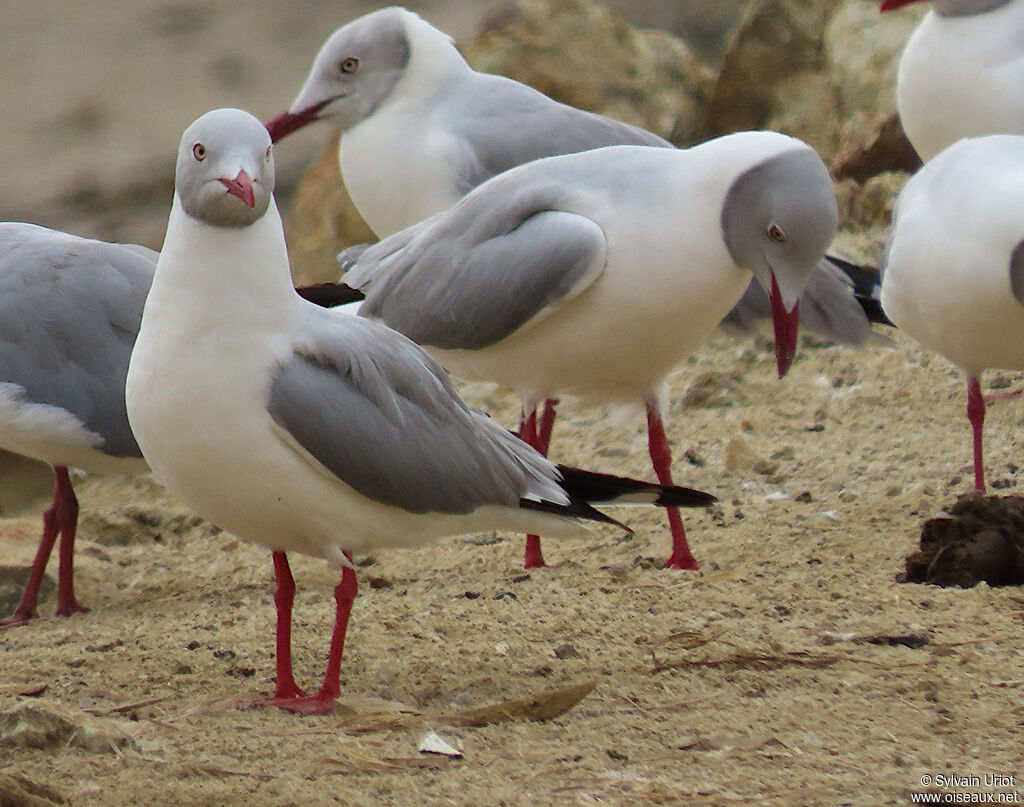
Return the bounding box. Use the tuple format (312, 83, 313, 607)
(193, 143, 206, 161)
(339, 57, 359, 74)
(767, 223, 787, 243)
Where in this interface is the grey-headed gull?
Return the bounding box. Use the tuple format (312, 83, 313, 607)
(882, 0, 1024, 161)
(264, 6, 877, 347)
(337, 131, 839, 570)
(0, 223, 153, 627)
(881, 134, 1024, 492)
(124, 108, 716, 715)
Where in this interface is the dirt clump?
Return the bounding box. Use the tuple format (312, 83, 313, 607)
(903, 493, 1024, 587)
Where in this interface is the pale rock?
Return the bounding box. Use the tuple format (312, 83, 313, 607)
(825, 1, 923, 145)
(701, 0, 840, 158)
(466, 0, 712, 142)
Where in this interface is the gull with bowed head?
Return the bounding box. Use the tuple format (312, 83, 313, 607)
(883, 0, 1024, 161)
(125, 108, 715, 715)
(881, 134, 1024, 492)
(337, 131, 840, 571)
(0, 223, 153, 628)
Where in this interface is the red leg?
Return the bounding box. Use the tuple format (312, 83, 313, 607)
(1, 465, 73, 628)
(53, 467, 87, 617)
(520, 403, 549, 569)
(263, 551, 306, 703)
(967, 376, 987, 493)
(536, 398, 560, 456)
(646, 401, 699, 571)
(264, 552, 358, 716)
(315, 560, 358, 704)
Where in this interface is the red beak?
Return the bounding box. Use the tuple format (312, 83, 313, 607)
(264, 100, 332, 143)
(879, 0, 924, 11)
(768, 272, 800, 379)
(219, 169, 256, 209)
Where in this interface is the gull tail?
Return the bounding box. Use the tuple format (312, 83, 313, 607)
(720, 254, 892, 346)
(822, 254, 892, 327)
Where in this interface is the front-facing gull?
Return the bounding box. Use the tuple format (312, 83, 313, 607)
(882, 0, 1024, 161)
(338, 131, 840, 570)
(125, 108, 716, 716)
(881, 134, 1024, 492)
(264, 6, 878, 347)
(0, 223, 153, 628)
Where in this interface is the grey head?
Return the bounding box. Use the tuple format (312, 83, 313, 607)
(265, 8, 414, 141)
(880, 0, 1012, 15)
(721, 147, 839, 376)
(176, 108, 275, 228)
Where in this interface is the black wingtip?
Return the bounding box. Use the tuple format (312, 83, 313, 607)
(654, 486, 718, 508)
(294, 282, 366, 308)
(556, 466, 717, 509)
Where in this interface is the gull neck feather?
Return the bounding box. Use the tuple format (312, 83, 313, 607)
(154, 195, 296, 323)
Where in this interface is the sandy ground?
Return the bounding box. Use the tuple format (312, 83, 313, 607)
(2, 327, 1023, 806)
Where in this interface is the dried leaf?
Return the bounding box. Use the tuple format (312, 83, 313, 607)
(0, 684, 48, 698)
(441, 679, 597, 727)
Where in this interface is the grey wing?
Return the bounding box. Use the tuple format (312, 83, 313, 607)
(0, 223, 155, 457)
(447, 72, 672, 192)
(720, 258, 877, 346)
(269, 309, 564, 514)
(342, 181, 608, 350)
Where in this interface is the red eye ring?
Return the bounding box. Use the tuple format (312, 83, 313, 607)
(767, 223, 787, 243)
(193, 143, 207, 161)
(339, 57, 359, 73)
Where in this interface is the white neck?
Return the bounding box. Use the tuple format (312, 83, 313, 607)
(145, 196, 299, 341)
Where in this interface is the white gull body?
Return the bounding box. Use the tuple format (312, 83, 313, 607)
(266, 6, 874, 347)
(881, 134, 1024, 490)
(886, 0, 1024, 161)
(126, 108, 713, 714)
(0, 222, 152, 627)
(341, 131, 840, 568)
